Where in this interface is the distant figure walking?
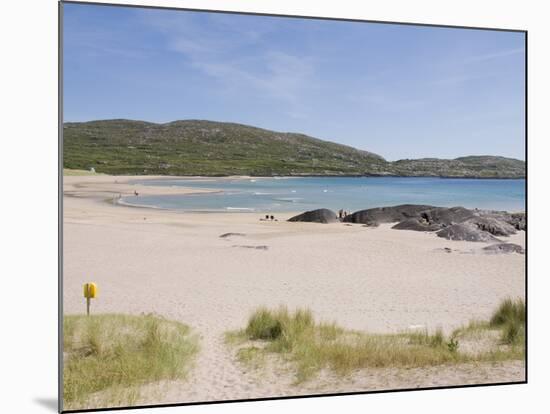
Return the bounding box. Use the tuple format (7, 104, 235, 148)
(134, 190, 139, 196)
(338, 209, 343, 220)
(270, 215, 275, 221)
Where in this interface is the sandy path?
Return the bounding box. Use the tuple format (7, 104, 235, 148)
(62, 176, 525, 408)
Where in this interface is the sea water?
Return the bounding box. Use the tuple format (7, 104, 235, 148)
(122, 177, 525, 213)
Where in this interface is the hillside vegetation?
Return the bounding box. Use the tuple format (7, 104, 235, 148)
(63, 119, 525, 178)
(391, 156, 525, 178)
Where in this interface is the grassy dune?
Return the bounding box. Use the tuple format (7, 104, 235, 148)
(489, 298, 526, 345)
(227, 299, 525, 382)
(62, 301, 524, 407)
(63, 314, 198, 409)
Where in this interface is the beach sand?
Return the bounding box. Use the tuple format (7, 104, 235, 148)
(63, 175, 526, 408)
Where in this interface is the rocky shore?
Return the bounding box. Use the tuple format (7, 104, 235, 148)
(289, 204, 526, 253)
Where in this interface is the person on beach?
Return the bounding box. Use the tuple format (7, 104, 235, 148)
(134, 190, 139, 196)
(338, 209, 343, 219)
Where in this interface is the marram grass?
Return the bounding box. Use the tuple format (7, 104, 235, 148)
(63, 313, 198, 409)
(228, 299, 525, 382)
(489, 298, 526, 345)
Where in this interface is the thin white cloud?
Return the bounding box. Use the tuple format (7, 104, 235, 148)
(138, 10, 317, 118)
(429, 73, 488, 86)
(348, 91, 426, 112)
(428, 48, 524, 86)
(189, 51, 316, 117)
(464, 47, 525, 64)
(65, 29, 151, 59)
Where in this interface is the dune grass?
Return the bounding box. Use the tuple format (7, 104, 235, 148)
(63, 313, 198, 408)
(489, 298, 526, 345)
(227, 299, 525, 382)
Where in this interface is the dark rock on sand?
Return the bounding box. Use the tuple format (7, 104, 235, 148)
(288, 208, 338, 224)
(343, 204, 434, 225)
(219, 232, 246, 238)
(476, 210, 526, 231)
(232, 245, 269, 250)
(383, 205, 523, 238)
(464, 216, 517, 237)
(507, 212, 526, 231)
(392, 217, 442, 232)
(482, 243, 525, 254)
(436, 222, 501, 242)
(418, 206, 475, 227)
(291, 204, 525, 244)
(348, 205, 474, 229)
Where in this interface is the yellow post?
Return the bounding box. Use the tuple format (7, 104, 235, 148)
(88, 283, 97, 298)
(83, 282, 98, 316)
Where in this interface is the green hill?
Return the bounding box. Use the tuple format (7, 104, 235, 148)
(63, 119, 525, 178)
(391, 156, 526, 178)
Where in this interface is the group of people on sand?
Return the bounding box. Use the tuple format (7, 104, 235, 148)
(260, 214, 278, 222)
(338, 209, 349, 220)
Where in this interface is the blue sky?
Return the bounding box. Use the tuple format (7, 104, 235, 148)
(63, 3, 525, 161)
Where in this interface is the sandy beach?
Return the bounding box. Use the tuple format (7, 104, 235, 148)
(63, 175, 526, 408)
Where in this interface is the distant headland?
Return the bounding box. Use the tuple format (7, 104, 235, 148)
(63, 119, 525, 179)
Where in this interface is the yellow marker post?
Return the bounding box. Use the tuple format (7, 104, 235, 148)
(83, 283, 98, 315)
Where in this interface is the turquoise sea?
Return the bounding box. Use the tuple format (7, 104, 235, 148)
(122, 177, 525, 213)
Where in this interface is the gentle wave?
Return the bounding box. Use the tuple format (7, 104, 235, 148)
(273, 197, 303, 203)
(226, 207, 255, 211)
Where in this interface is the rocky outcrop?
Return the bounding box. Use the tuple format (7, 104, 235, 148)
(353, 205, 524, 241)
(392, 218, 441, 232)
(343, 204, 434, 225)
(464, 216, 517, 237)
(436, 222, 501, 242)
(219, 232, 246, 238)
(288, 208, 338, 224)
(291, 204, 525, 244)
(393, 206, 476, 232)
(475, 210, 526, 231)
(507, 212, 526, 231)
(418, 206, 475, 227)
(482, 243, 525, 254)
(232, 245, 269, 250)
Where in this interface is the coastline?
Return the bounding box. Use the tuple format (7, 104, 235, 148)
(63, 173, 525, 214)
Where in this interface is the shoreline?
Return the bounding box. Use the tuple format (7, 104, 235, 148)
(70, 172, 527, 180)
(64, 173, 525, 214)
